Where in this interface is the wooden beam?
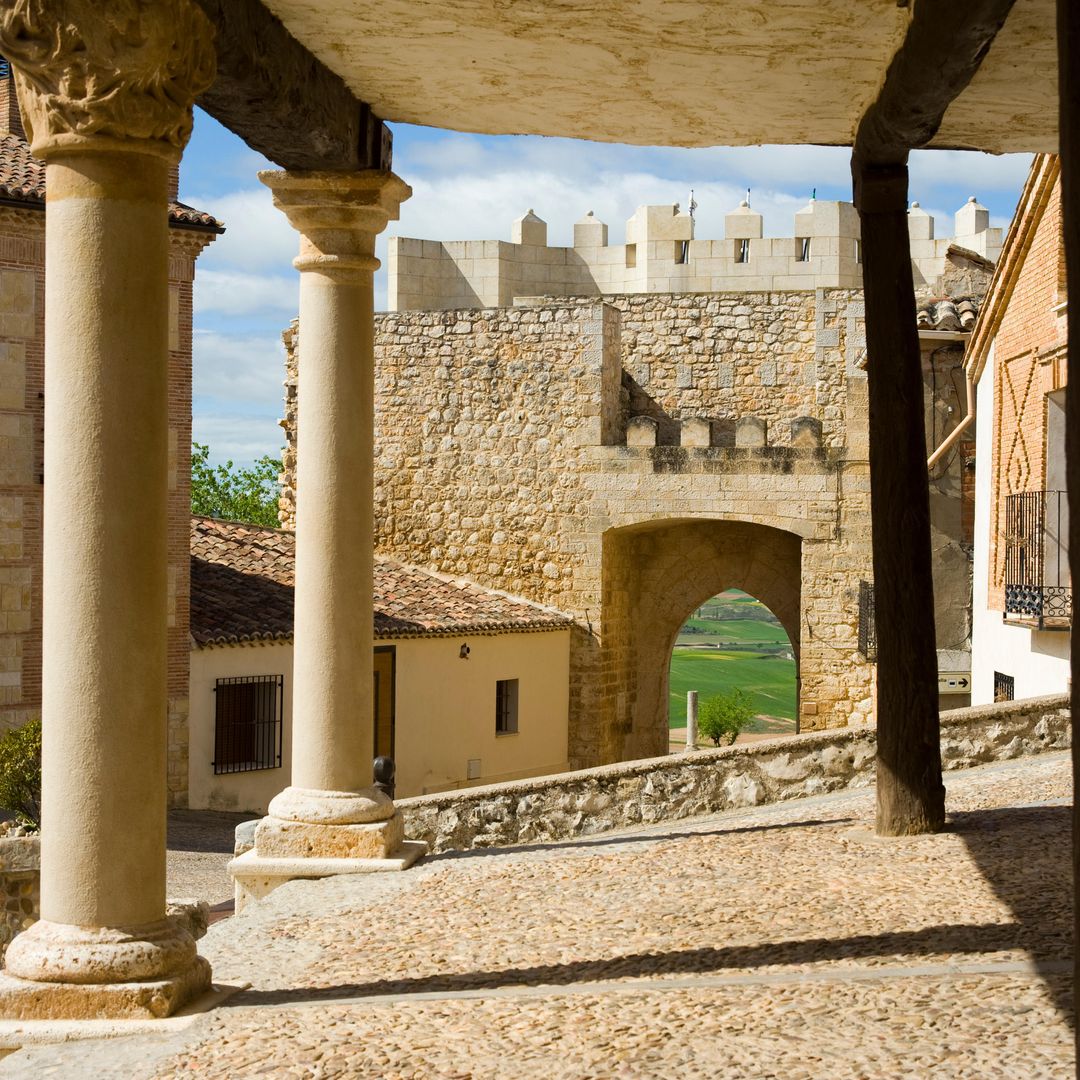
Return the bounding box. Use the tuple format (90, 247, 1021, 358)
(851, 0, 1015, 836)
(1054, 0, 1079, 1070)
(191, 0, 392, 172)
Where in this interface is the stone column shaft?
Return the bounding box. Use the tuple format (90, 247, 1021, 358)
(41, 149, 171, 928)
(0, 0, 215, 1018)
(292, 267, 374, 791)
(251, 170, 414, 865)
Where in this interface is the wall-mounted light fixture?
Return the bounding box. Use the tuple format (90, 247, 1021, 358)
(459, 643, 470, 660)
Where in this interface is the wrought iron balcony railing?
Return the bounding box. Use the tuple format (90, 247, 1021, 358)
(1003, 489, 1071, 629)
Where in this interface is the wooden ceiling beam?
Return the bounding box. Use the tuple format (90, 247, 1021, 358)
(191, 0, 392, 172)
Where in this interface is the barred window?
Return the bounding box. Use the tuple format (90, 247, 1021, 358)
(214, 675, 283, 774)
(993, 672, 1015, 704)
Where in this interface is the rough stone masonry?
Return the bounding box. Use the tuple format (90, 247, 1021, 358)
(281, 287, 875, 769)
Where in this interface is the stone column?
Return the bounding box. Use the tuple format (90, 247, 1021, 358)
(0, 1, 215, 1018)
(685, 691, 698, 752)
(230, 170, 422, 904)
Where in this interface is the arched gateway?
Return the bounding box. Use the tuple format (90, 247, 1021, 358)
(601, 519, 802, 760)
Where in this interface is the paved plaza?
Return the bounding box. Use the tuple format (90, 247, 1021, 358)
(4, 751, 1074, 1078)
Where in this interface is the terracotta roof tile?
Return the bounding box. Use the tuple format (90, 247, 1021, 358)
(0, 134, 223, 231)
(190, 516, 573, 647)
(916, 296, 980, 332)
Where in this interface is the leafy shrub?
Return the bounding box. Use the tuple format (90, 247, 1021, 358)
(698, 688, 754, 746)
(0, 717, 40, 830)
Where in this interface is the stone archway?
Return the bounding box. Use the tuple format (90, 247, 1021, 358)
(601, 518, 802, 761)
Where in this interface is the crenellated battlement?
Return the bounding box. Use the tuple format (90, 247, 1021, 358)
(388, 196, 1002, 312)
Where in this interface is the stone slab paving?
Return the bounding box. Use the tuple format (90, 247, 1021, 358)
(3, 752, 1074, 1078)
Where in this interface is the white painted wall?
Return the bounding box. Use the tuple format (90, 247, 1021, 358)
(970, 344, 1071, 704)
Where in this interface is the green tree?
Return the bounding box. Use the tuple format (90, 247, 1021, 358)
(191, 442, 283, 528)
(0, 717, 41, 830)
(698, 688, 754, 746)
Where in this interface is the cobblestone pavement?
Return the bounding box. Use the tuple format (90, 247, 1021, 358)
(166, 809, 257, 907)
(4, 752, 1073, 1078)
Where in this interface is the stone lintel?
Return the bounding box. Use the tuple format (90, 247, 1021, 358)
(229, 841, 427, 912)
(0, 958, 211, 1021)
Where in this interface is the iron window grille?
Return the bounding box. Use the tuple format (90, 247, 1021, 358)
(495, 678, 519, 735)
(857, 580, 877, 661)
(993, 671, 1015, 703)
(213, 674, 283, 775)
(1003, 489, 1071, 628)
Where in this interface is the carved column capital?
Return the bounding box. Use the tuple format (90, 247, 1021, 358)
(260, 169, 412, 276)
(0, 0, 215, 159)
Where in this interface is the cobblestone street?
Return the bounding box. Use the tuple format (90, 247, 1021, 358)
(4, 751, 1074, 1078)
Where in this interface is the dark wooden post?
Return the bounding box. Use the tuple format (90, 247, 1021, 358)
(848, 0, 1015, 836)
(853, 159, 946, 836)
(1055, 0, 1079, 1068)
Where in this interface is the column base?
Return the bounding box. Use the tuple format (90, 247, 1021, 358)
(255, 810, 405, 859)
(229, 840, 427, 913)
(0, 956, 211, 1021)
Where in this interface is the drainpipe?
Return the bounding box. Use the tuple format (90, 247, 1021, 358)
(927, 364, 975, 470)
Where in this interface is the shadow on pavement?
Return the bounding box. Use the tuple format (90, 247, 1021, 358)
(951, 803, 1074, 1027)
(230, 919, 1037, 1008)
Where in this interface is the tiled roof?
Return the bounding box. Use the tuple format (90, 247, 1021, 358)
(0, 134, 223, 231)
(916, 296, 980, 332)
(190, 516, 573, 647)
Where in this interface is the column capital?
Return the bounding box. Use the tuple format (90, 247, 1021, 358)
(0, 0, 215, 160)
(260, 169, 412, 275)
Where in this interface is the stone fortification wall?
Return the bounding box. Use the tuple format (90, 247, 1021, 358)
(281, 290, 874, 767)
(398, 695, 1070, 854)
(389, 198, 1003, 313)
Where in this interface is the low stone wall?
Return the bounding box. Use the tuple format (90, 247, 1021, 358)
(398, 695, 1070, 854)
(0, 834, 38, 960)
(0, 832, 208, 963)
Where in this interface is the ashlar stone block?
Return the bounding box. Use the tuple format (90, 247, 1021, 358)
(735, 416, 768, 447)
(626, 416, 658, 447)
(681, 417, 713, 448)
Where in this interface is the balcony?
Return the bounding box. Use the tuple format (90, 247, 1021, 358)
(1004, 490, 1071, 630)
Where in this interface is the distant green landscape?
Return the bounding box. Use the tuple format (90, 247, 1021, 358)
(669, 590, 797, 731)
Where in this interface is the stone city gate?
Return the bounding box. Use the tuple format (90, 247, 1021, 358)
(281, 290, 876, 768)
(603, 518, 802, 760)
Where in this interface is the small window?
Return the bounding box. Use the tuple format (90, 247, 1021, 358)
(855, 238, 862, 264)
(625, 243, 637, 269)
(675, 240, 689, 265)
(796, 237, 811, 262)
(214, 675, 283, 774)
(993, 672, 1015, 703)
(735, 239, 750, 264)
(495, 678, 519, 734)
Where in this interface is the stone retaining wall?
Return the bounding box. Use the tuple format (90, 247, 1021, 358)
(0, 832, 208, 963)
(397, 695, 1070, 853)
(0, 834, 37, 960)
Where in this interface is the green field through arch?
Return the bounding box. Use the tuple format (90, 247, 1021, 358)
(669, 590, 797, 733)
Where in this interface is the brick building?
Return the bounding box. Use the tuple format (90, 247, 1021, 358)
(970, 155, 1070, 703)
(0, 61, 221, 804)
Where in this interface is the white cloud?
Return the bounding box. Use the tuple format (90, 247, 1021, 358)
(194, 269, 298, 318)
(908, 149, 1033, 193)
(191, 412, 286, 468)
(188, 187, 298, 273)
(193, 329, 287, 409)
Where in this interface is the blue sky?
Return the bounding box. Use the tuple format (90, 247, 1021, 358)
(181, 109, 1034, 469)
